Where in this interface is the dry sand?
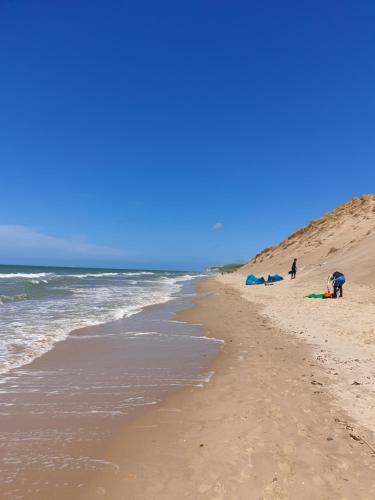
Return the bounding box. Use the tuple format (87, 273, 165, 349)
(80, 279, 375, 500)
(221, 270, 375, 436)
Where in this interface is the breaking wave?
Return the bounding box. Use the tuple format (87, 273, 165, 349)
(0, 294, 29, 305)
(0, 268, 204, 375)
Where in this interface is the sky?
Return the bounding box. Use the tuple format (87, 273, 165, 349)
(0, 0, 374, 270)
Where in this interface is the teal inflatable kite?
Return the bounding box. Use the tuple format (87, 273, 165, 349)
(266, 274, 283, 283)
(246, 274, 266, 285)
(246, 274, 284, 285)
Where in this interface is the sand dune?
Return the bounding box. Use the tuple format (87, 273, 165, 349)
(242, 195, 375, 284)
(220, 195, 375, 434)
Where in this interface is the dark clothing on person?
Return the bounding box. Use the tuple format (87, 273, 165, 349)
(331, 271, 345, 298)
(290, 260, 297, 279)
(333, 282, 343, 298)
(332, 271, 344, 279)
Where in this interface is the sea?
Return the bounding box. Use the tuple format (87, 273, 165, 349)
(0, 264, 204, 376)
(0, 264, 223, 499)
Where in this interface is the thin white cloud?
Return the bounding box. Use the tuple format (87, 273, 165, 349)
(0, 225, 126, 262)
(211, 222, 223, 231)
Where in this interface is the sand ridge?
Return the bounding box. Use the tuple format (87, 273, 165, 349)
(245, 195, 375, 285)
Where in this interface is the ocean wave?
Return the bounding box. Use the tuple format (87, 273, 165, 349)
(121, 271, 155, 276)
(177, 273, 206, 280)
(0, 272, 199, 376)
(142, 274, 203, 284)
(64, 272, 123, 278)
(159, 274, 205, 283)
(61, 271, 155, 278)
(0, 294, 29, 305)
(0, 273, 51, 279)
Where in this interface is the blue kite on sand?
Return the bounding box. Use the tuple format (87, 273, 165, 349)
(245, 274, 284, 285)
(266, 274, 283, 283)
(246, 274, 266, 285)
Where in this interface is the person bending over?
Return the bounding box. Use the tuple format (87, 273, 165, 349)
(328, 271, 346, 298)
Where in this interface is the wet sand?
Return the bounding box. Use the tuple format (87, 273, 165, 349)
(81, 278, 375, 499)
(0, 281, 220, 500)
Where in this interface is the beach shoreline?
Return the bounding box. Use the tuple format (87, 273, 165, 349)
(80, 277, 375, 499)
(0, 277, 219, 500)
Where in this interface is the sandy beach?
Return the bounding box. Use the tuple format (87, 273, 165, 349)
(3, 0, 375, 496)
(0, 278, 219, 500)
(3, 199, 375, 499)
(80, 278, 375, 499)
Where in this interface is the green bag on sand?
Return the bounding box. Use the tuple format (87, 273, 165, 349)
(307, 293, 326, 299)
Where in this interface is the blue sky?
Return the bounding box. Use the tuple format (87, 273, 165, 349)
(1, 0, 374, 270)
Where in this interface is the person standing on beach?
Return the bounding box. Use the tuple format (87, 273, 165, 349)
(290, 258, 297, 279)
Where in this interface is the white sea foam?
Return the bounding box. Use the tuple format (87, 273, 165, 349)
(0, 273, 51, 279)
(64, 272, 122, 278)
(0, 294, 29, 305)
(128, 332, 223, 343)
(190, 335, 225, 343)
(0, 272, 202, 376)
(122, 271, 155, 276)
(59, 271, 155, 278)
(127, 331, 160, 336)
